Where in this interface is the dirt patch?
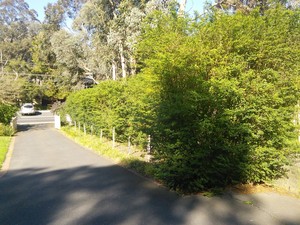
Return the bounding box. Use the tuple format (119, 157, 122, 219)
(228, 183, 300, 199)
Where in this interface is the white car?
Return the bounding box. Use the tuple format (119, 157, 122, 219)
(21, 103, 36, 115)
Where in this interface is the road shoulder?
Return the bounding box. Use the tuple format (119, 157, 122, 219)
(0, 137, 15, 178)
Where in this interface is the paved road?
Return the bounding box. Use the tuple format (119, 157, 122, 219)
(17, 110, 54, 125)
(0, 124, 299, 225)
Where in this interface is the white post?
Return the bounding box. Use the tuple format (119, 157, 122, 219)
(83, 123, 86, 135)
(66, 114, 72, 125)
(54, 114, 61, 129)
(145, 135, 152, 162)
(112, 127, 115, 148)
(100, 129, 103, 142)
(147, 135, 151, 154)
(128, 136, 131, 154)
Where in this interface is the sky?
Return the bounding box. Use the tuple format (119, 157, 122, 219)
(186, 0, 210, 14)
(25, 0, 210, 21)
(26, 0, 57, 21)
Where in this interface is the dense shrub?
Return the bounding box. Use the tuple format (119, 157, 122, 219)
(0, 104, 17, 125)
(138, 8, 299, 192)
(64, 74, 158, 148)
(63, 7, 300, 193)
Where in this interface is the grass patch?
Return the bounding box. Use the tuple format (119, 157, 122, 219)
(61, 126, 157, 179)
(0, 136, 11, 169)
(243, 201, 254, 205)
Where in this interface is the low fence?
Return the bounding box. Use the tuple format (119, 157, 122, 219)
(67, 115, 152, 160)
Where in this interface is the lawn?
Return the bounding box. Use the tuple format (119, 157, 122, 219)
(0, 136, 11, 169)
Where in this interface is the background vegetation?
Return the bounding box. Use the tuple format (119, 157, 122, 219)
(0, 104, 17, 136)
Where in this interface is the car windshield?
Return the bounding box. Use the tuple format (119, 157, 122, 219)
(24, 105, 33, 108)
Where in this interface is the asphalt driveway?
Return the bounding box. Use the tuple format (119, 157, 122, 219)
(0, 124, 299, 225)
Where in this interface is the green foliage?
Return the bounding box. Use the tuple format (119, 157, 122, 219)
(0, 103, 16, 137)
(137, 8, 300, 192)
(0, 104, 17, 125)
(0, 136, 11, 168)
(0, 123, 14, 136)
(0, 76, 26, 104)
(64, 73, 158, 147)
(64, 6, 300, 193)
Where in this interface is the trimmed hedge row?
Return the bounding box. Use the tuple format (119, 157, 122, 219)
(63, 74, 158, 148)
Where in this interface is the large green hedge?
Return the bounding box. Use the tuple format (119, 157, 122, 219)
(64, 74, 158, 147)
(64, 7, 300, 193)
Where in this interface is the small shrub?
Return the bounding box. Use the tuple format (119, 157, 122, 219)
(0, 104, 17, 125)
(0, 123, 14, 136)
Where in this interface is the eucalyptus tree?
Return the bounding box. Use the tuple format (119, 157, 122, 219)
(0, 0, 38, 68)
(73, 0, 176, 80)
(179, 0, 187, 14)
(213, 0, 299, 13)
(0, 0, 39, 103)
(44, 0, 87, 29)
(29, 0, 88, 102)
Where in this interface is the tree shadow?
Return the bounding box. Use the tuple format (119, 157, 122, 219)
(17, 124, 53, 132)
(0, 166, 183, 225)
(1, 165, 299, 225)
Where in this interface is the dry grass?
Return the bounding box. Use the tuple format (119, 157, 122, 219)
(228, 182, 300, 198)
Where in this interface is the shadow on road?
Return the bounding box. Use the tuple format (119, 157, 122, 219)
(17, 124, 53, 132)
(1, 165, 298, 225)
(1, 123, 299, 225)
(0, 166, 184, 225)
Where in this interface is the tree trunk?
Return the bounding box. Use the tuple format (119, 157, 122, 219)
(119, 43, 126, 78)
(0, 51, 7, 78)
(13, 70, 19, 81)
(112, 61, 116, 80)
(130, 56, 136, 76)
(179, 0, 187, 16)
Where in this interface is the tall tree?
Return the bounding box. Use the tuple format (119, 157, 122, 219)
(44, 0, 87, 29)
(0, 0, 38, 63)
(0, 0, 39, 103)
(213, 0, 299, 13)
(179, 0, 187, 14)
(73, 0, 175, 80)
